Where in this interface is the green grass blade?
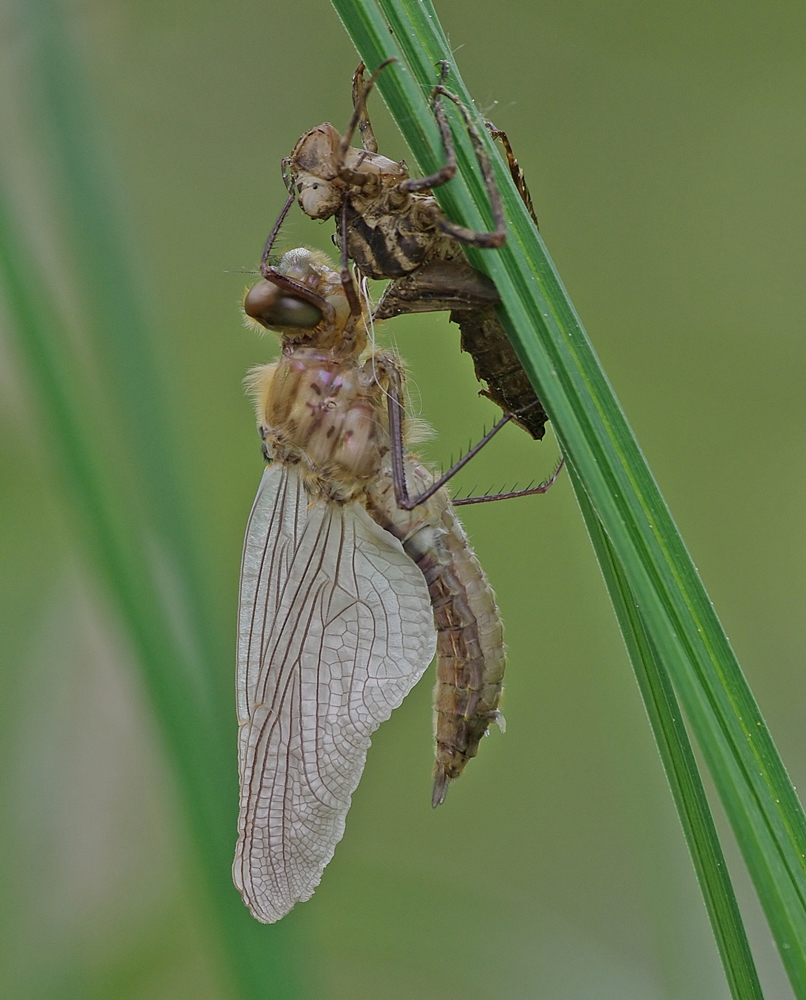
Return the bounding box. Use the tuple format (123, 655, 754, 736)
(330, 0, 806, 992)
(1, 3, 299, 995)
(569, 461, 762, 999)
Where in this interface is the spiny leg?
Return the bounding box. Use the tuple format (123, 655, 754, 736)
(259, 191, 295, 276)
(399, 60, 458, 194)
(338, 200, 363, 321)
(351, 63, 379, 154)
(452, 458, 564, 506)
(386, 365, 412, 509)
(387, 377, 561, 510)
(401, 62, 506, 250)
(339, 58, 395, 162)
(485, 121, 539, 228)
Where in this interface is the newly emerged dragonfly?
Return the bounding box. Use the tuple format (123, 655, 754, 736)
(277, 60, 549, 441)
(235, 247, 526, 922)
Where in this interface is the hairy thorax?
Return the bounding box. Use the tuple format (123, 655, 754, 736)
(248, 348, 389, 502)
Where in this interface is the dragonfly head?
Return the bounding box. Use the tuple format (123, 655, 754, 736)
(243, 280, 323, 334)
(287, 124, 344, 219)
(244, 249, 360, 353)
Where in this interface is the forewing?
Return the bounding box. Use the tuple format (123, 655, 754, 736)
(233, 463, 436, 923)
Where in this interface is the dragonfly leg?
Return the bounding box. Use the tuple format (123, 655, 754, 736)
(452, 457, 564, 506)
(259, 191, 295, 276)
(338, 200, 363, 321)
(484, 121, 539, 229)
(339, 58, 395, 160)
(387, 375, 557, 510)
(401, 63, 505, 250)
(399, 61, 458, 194)
(350, 63, 379, 154)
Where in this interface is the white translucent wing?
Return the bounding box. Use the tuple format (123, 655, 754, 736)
(233, 463, 436, 923)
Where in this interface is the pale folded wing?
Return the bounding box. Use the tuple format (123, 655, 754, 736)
(233, 463, 436, 923)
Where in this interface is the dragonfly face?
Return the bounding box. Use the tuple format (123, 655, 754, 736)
(287, 121, 408, 221)
(235, 248, 507, 922)
(244, 246, 355, 348)
(242, 278, 323, 331)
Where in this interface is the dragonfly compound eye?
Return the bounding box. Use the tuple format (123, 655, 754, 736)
(244, 280, 322, 332)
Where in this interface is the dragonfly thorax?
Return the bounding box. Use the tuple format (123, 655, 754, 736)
(251, 348, 388, 501)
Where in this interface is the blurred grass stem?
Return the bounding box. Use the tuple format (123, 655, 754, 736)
(0, 2, 300, 996)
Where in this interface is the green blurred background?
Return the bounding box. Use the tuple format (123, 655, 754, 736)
(2, 0, 805, 997)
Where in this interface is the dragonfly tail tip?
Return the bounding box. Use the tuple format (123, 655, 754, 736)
(432, 771, 450, 808)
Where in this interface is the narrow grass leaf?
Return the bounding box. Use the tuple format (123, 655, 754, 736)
(570, 461, 762, 999)
(331, 0, 806, 992)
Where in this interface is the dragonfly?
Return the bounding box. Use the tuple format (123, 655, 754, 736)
(233, 246, 541, 923)
(276, 59, 550, 442)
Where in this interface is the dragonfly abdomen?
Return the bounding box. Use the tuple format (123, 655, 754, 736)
(365, 461, 506, 807)
(428, 503, 506, 807)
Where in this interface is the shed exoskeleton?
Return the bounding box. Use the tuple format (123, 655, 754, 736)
(282, 60, 549, 441)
